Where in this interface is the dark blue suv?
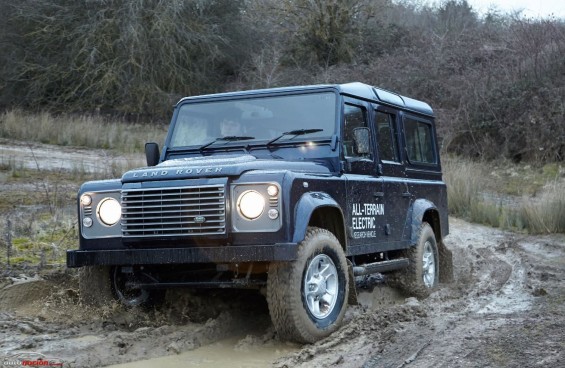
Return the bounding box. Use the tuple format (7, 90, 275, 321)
(67, 82, 450, 343)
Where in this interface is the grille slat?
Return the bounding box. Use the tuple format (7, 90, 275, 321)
(121, 184, 226, 238)
(123, 195, 224, 203)
(123, 203, 224, 210)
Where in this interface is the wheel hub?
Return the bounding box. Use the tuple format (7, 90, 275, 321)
(304, 254, 338, 319)
(422, 241, 436, 288)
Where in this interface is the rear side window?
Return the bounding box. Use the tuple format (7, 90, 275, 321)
(404, 118, 436, 164)
(375, 111, 399, 162)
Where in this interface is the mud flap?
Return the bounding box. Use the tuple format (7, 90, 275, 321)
(347, 260, 358, 305)
(438, 241, 454, 283)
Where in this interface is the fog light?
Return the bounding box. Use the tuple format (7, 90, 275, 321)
(267, 185, 279, 197)
(268, 209, 279, 220)
(83, 217, 93, 228)
(81, 194, 92, 206)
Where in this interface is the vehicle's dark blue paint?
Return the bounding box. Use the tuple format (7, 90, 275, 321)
(292, 192, 345, 244)
(68, 82, 448, 277)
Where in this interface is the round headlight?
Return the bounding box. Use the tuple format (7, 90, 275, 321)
(98, 198, 121, 226)
(238, 190, 265, 220)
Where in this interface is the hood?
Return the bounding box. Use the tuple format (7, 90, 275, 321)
(122, 154, 331, 183)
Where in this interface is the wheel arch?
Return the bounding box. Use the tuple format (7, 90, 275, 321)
(409, 198, 453, 283)
(409, 199, 441, 245)
(292, 192, 347, 251)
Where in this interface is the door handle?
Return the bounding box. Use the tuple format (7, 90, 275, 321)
(374, 192, 384, 198)
(402, 182, 411, 197)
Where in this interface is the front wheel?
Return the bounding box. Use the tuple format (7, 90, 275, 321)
(111, 267, 165, 308)
(267, 227, 349, 343)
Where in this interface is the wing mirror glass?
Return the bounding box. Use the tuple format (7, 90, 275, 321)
(145, 142, 160, 167)
(353, 127, 370, 155)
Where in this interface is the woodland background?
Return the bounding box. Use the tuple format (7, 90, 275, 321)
(1, 0, 564, 162)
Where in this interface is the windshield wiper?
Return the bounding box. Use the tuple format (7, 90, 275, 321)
(199, 136, 255, 151)
(266, 129, 323, 146)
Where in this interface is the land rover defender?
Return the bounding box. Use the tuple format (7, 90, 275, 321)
(67, 82, 450, 343)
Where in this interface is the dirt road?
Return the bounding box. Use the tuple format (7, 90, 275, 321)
(1, 140, 563, 367)
(1, 217, 563, 367)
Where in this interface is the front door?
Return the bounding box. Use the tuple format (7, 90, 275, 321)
(342, 100, 386, 253)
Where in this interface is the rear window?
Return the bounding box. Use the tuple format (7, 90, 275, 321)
(404, 118, 436, 164)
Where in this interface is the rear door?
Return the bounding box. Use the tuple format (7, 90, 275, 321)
(373, 106, 411, 243)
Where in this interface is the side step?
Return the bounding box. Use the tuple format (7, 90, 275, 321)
(352, 258, 409, 277)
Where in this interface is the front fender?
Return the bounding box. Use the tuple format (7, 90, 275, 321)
(292, 192, 343, 244)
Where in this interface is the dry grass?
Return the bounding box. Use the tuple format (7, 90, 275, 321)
(443, 157, 565, 234)
(517, 183, 565, 233)
(0, 109, 167, 153)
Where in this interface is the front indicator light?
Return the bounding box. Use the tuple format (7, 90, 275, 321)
(268, 209, 279, 220)
(98, 198, 121, 226)
(83, 217, 93, 228)
(238, 190, 265, 220)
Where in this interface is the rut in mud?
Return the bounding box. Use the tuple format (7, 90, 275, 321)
(1, 217, 564, 367)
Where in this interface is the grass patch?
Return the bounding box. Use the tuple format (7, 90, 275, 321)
(0, 109, 168, 153)
(1, 207, 77, 268)
(516, 183, 565, 233)
(444, 157, 565, 234)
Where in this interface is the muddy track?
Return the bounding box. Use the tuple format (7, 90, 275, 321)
(1, 218, 563, 367)
(1, 140, 564, 367)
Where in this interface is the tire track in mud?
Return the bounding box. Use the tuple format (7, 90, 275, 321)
(275, 218, 564, 368)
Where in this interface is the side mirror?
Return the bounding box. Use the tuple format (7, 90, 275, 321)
(353, 127, 370, 155)
(145, 142, 160, 167)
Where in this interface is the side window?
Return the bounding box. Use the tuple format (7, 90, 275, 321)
(375, 111, 399, 162)
(404, 117, 436, 164)
(343, 104, 371, 159)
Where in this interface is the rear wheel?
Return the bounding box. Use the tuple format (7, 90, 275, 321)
(267, 227, 349, 343)
(388, 223, 439, 298)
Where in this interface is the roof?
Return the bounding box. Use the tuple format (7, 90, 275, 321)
(177, 82, 433, 117)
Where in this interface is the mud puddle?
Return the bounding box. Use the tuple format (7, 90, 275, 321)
(106, 337, 298, 368)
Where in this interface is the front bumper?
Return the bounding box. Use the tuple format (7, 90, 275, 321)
(67, 243, 298, 267)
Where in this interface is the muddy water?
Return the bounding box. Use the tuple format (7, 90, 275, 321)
(106, 337, 298, 368)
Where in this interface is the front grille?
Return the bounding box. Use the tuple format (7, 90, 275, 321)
(121, 185, 226, 238)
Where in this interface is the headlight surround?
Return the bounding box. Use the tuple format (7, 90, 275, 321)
(237, 190, 265, 220)
(231, 183, 282, 232)
(97, 197, 122, 226)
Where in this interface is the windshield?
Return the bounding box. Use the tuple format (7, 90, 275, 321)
(169, 92, 337, 148)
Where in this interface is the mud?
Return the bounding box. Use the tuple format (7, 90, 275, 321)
(1, 140, 564, 367)
(0, 138, 144, 174)
(1, 218, 563, 367)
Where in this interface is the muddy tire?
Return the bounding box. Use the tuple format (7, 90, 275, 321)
(111, 267, 165, 308)
(79, 266, 114, 306)
(267, 227, 349, 343)
(389, 223, 439, 298)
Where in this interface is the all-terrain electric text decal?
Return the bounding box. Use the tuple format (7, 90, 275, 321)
(351, 203, 384, 239)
